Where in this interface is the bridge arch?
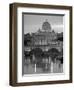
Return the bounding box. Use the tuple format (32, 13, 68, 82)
(47, 48, 59, 62)
(48, 48, 59, 53)
(30, 48, 43, 57)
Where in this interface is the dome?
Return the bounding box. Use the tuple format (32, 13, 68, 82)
(42, 19, 51, 31)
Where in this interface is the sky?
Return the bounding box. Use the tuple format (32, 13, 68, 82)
(23, 13, 64, 34)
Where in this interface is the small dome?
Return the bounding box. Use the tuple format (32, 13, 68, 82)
(42, 19, 51, 31)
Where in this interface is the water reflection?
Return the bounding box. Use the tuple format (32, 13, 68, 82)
(24, 56, 63, 74)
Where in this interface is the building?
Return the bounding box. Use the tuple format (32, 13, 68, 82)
(24, 19, 63, 52)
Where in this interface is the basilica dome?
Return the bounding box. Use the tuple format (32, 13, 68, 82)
(42, 19, 51, 31)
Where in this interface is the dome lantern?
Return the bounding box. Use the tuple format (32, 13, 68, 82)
(42, 19, 51, 31)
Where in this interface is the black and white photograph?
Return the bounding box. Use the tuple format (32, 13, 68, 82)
(23, 13, 63, 75)
(10, 3, 72, 86)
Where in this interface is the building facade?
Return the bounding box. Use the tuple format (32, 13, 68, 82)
(24, 20, 63, 52)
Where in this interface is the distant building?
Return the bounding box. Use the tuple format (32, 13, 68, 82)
(24, 19, 63, 52)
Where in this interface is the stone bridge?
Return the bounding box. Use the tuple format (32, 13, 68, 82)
(24, 43, 63, 52)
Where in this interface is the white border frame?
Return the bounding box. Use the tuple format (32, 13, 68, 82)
(17, 7, 70, 82)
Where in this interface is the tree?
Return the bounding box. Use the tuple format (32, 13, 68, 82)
(30, 48, 43, 72)
(48, 48, 59, 62)
(30, 48, 43, 63)
(56, 49, 63, 64)
(47, 48, 59, 73)
(24, 33, 32, 46)
(57, 32, 63, 41)
(57, 37, 63, 41)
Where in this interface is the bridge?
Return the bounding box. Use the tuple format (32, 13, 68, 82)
(24, 42, 63, 52)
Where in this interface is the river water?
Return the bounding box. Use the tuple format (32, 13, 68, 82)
(23, 58, 63, 74)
